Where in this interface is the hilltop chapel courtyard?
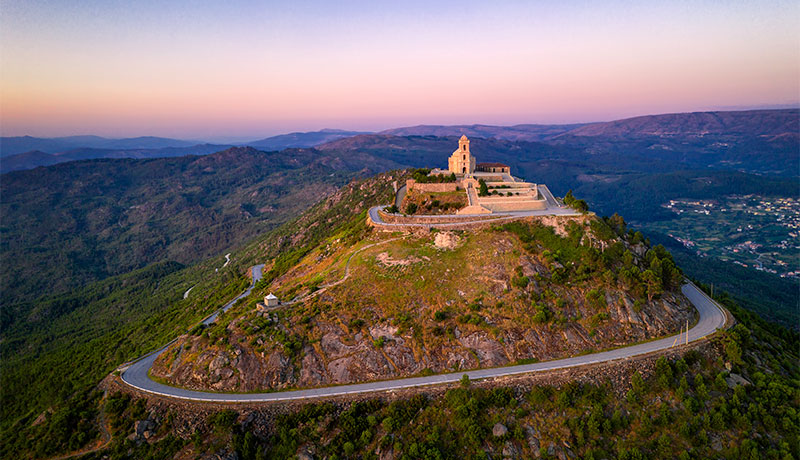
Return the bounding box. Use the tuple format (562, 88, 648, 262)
(382, 135, 571, 222)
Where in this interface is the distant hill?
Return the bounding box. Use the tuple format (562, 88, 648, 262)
(1, 146, 403, 304)
(6, 108, 795, 173)
(557, 108, 799, 138)
(245, 128, 370, 150)
(336, 109, 799, 176)
(380, 123, 584, 141)
(380, 109, 798, 143)
(0, 150, 63, 171)
(551, 109, 799, 176)
(0, 144, 232, 173)
(0, 135, 201, 157)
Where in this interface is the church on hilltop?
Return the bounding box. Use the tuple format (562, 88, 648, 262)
(447, 135, 510, 175)
(406, 134, 545, 214)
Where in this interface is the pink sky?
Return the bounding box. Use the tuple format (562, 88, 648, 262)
(1, 1, 798, 139)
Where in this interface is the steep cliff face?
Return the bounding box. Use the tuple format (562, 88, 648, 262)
(151, 212, 694, 392)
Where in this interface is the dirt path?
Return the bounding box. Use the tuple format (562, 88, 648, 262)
(282, 235, 407, 306)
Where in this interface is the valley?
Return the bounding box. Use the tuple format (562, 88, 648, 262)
(645, 195, 800, 277)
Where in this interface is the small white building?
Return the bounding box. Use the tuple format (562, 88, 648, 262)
(265, 293, 279, 307)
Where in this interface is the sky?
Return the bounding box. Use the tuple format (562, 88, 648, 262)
(1, 0, 798, 140)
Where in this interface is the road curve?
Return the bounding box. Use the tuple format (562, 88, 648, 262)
(121, 280, 727, 403)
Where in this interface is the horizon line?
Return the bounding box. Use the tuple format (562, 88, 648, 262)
(2, 104, 797, 142)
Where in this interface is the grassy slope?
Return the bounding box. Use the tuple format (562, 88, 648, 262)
(155, 209, 692, 392)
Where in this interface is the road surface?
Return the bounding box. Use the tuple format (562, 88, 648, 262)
(121, 280, 727, 403)
(538, 184, 561, 207)
(202, 264, 264, 325)
(394, 184, 407, 208)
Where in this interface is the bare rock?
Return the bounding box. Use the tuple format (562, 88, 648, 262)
(493, 423, 508, 437)
(134, 419, 155, 438)
(725, 373, 751, 389)
(299, 346, 326, 386)
(525, 426, 541, 457)
(209, 353, 230, 372)
(297, 449, 314, 460)
(502, 441, 519, 458)
(434, 231, 461, 249)
(460, 333, 509, 367)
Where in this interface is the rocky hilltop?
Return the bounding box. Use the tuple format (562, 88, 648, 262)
(151, 179, 694, 392)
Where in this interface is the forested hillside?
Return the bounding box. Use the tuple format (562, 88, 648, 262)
(0, 146, 402, 305)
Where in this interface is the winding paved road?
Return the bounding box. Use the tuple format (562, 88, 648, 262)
(121, 275, 727, 402)
(203, 264, 264, 325)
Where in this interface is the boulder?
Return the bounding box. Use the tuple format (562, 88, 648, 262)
(134, 419, 155, 439)
(525, 426, 541, 457)
(297, 450, 314, 460)
(502, 441, 519, 458)
(725, 373, 751, 389)
(493, 423, 508, 437)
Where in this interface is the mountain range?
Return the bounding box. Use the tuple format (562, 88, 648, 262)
(0, 135, 201, 157)
(246, 128, 370, 150)
(0, 130, 368, 173)
(2, 109, 797, 174)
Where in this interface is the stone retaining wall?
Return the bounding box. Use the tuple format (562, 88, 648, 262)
(377, 210, 497, 224)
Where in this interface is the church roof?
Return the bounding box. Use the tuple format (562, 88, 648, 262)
(266, 293, 278, 300)
(477, 162, 509, 168)
(459, 134, 469, 140)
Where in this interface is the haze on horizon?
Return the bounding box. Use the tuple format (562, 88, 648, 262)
(1, 0, 798, 140)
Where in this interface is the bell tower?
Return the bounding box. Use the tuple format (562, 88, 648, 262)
(458, 134, 470, 154)
(448, 135, 476, 175)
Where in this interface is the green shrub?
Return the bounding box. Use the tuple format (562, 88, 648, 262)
(478, 179, 489, 197)
(512, 274, 529, 289)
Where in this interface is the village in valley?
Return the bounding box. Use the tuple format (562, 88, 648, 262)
(652, 195, 800, 278)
